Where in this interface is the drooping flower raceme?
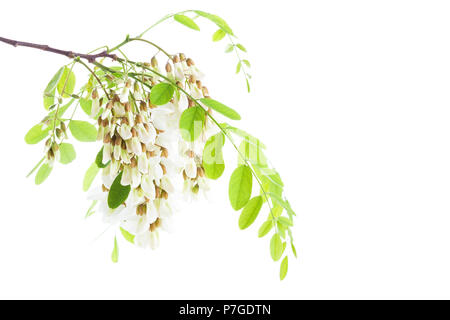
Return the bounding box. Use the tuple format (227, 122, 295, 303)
(20, 10, 296, 280)
(86, 54, 215, 250)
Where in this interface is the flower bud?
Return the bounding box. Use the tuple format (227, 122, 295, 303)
(186, 58, 195, 67)
(165, 62, 172, 73)
(92, 89, 99, 100)
(172, 55, 180, 63)
(103, 134, 111, 144)
(197, 166, 205, 178)
(55, 128, 63, 139)
(151, 56, 158, 68)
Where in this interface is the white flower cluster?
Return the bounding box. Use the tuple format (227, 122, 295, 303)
(89, 54, 214, 249)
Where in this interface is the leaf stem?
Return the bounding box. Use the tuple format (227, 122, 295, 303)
(74, 57, 111, 100)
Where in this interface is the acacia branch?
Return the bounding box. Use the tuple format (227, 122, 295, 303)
(0, 36, 117, 63)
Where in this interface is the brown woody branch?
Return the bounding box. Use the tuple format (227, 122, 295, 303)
(0, 36, 117, 63)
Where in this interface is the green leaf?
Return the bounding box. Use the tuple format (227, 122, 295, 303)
(120, 227, 135, 244)
(278, 216, 293, 227)
(24, 124, 51, 144)
(174, 14, 200, 31)
(236, 43, 247, 52)
(200, 98, 241, 120)
(44, 90, 56, 110)
(291, 242, 298, 258)
(236, 61, 242, 74)
(111, 236, 119, 263)
(85, 200, 98, 218)
(150, 83, 175, 105)
(238, 196, 263, 230)
(194, 11, 234, 35)
(269, 193, 296, 217)
(35, 163, 52, 185)
(280, 256, 288, 280)
(79, 98, 92, 115)
(212, 29, 226, 42)
(69, 120, 97, 142)
(242, 60, 251, 68)
(108, 171, 131, 209)
(179, 106, 205, 141)
(202, 133, 225, 180)
(270, 233, 283, 261)
(258, 220, 273, 238)
(228, 165, 253, 210)
(43, 67, 64, 110)
(246, 78, 251, 93)
(225, 44, 234, 53)
(83, 163, 99, 192)
(57, 66, 76, 98)
(95, 147, 110, 168)
(59, 143, 76, 164)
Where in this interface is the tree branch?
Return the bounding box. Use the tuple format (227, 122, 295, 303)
(0, 36, 117, 63)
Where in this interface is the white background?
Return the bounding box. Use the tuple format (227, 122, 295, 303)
(0, 0, 450, 299)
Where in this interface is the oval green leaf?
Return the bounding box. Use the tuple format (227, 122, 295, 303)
(194, 11, 233, 35)
(120, 227, 135, 244)
(174, 14, 200, 31)
(59, 143, 76, 164)
(238, 196, 263, 230)
(80, 98, 92, 115)
(108, 171, 131, 209)
(57, 66, 76, 98)
(43, 67, 64, 110)
(35, 163, 52, 185)
(228, 165, 253, 211)
(24, 124, 51, 144)
(202, 133, 225, 180)
(150, 83, 175, 105)
(200, 98, 241, 120)
(270, 233, 283, 261)
(212, 29, 226, 42)
(258, 220, 273, 238)
(291, 243, 298, 258)
(69, 120, 97, 142)
(179, 106, 205, 141)
(83, 163, 99, 192)
(236, 43, 247, 52)
(111, 236, 119, 263)
(280, 256, 288, 280)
